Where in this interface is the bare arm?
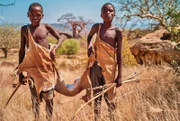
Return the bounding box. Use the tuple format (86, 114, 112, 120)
(115, 29, 123, 87)
(87, 24, 98, 57)
(19, 26, 26, 64)
(46, 24, 64, 50)
(46, 24, 65, 59)
(19, 26, 26, 84)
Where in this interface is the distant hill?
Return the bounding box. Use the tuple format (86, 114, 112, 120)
(0, 22, 91, 36)
(50, 23, 92, 32)
(0, 23, 70, 30)
(50, 23, 71, 32)
(50, 23, 92, 36)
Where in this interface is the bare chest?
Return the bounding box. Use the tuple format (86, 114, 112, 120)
(99, 29, 116, 47)
(31, 28, 48, 44)
(25, 26, 49, 49)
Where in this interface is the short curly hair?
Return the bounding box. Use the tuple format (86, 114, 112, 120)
(28, 2, 43, 12)
(101, 3, 115, 13)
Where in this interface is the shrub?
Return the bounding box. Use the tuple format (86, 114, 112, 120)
(123, 37, 137, 66)
(0, 25, 20, 58)
(48, 36, 56, 44)
(56, 38, 80, 57)
(48, 36, 80, 57)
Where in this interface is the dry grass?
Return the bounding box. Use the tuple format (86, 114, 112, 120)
(0, 50, 179, 121)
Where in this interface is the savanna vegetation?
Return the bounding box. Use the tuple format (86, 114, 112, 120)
(0, 31, 179, 121)
(0, 0, 179, 121)
(0, 25, 20, 58)
(113, 0, 180, 42)
(0, 48, 179, 121)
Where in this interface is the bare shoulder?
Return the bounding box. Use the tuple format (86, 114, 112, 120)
(89, 23, 101, 36)
(44, 23, 51, 28)
(44, 23, 55, 31)
(21, 25, 28, 33)
(115, 27, 122, 32)
(115, 27, 122, 36)
(21, 25, 29, 37)
(92, 23, 100, 28)
(92, 23, 101, 30)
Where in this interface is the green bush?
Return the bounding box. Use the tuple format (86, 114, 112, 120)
(48, 36, 80, 57)
(48, 36, 56, 44)
(56, 38, 80, 56)
(123, 37, 137, 66)
(166, 8, 180, 42)
(0, 25, 20, 58)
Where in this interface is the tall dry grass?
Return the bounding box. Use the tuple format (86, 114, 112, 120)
(0, 49, 179, 121)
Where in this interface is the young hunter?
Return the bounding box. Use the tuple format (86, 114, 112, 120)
(18, 2, 64, 120)
(18, 2, 93, 120)
(87, 3, 123, 121)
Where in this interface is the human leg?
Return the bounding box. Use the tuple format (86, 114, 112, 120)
(45, 99, 53, 121)
(29, 82, 40, 120)
(29, 79, 54, 121)
(104, 87, 117, 121)
(90, 63, 105, 121)
(40, 87, 54, 120)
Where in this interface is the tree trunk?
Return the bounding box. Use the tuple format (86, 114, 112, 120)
(72, 25, 78, 38)
(2, 48, 8, 58)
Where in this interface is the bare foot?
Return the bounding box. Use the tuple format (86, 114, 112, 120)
(81, 95, 92, 106)
(81, 95, 89, 102)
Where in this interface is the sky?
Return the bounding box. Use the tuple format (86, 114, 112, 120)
(0, 0, 112, 24)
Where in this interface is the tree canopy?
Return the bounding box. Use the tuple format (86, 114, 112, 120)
(112, 0, 180, 42)
(113, 0, 180, 28)
(57, 13, 93, 39)
(0, 0, 15, 6)
(0, 25, 20, 58)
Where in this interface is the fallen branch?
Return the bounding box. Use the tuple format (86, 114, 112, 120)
(4, 77, 33, 108)
(88, 71, 141, 91)
(72, 78, 140, 120)
(90, 78, 140, 91)
(4, 83, 21, 108)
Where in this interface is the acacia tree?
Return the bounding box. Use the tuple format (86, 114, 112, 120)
(0, 0, 15, 6)
(0, 25, 20, 58)
(112, 0, 180, 41)
(0, 0, 15, 20)
(57, 13, 93, 39)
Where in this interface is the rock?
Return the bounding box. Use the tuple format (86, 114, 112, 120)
(130, 30, 180, 65)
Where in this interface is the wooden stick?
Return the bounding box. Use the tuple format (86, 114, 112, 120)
(90, 78, 140, 91)
(4, 83, 21, 108)
(88, 71, 140, 91)
(72, 78, 140, 120)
